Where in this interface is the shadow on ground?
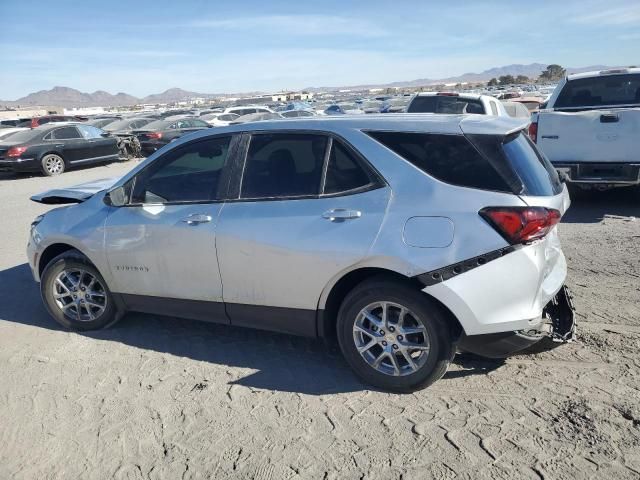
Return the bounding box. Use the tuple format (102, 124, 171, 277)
(562, 185, 640, 223)
(0, 263, 513, 394)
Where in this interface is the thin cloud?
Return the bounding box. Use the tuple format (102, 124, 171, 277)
(572, 4, 640, 25)
(191, 14, 389, 38)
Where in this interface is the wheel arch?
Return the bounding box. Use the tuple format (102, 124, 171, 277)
(316, 267, 463, 341)
(38, 243, 86, 276)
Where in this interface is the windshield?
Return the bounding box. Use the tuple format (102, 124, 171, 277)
(138, 120, 170, 130)
(555, 73, 640, 108)
(408, 96, 486, 114)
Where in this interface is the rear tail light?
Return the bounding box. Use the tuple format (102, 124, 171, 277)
(7, 146, 28, 158)
(480, 207, 561, 244)
(147, 132, 162, 140)
(528, 121, 538, 143)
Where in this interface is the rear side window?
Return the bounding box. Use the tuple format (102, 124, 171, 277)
(241, 133, 327, 198)
(554, 74, 640, 108)
(407, 96, 486, 114)
(367, 131, 511, 192)
(52, 126, 82, 139)
(324, 141, 373, 194)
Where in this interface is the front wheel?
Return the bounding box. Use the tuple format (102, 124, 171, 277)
(40, 250, 119, 330)
(337, 278, 455, 392)
(41, 153, 65, 176)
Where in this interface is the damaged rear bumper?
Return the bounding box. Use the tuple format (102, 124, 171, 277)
(458, 285, 576, 358)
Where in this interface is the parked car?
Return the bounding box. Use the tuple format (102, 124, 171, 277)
(407, 93, 509, 116)
(279, 110, 316, 118)
(17, 115, 88, 128)
(102, 117, 156, 135)
(0, 127, 29, 140)
(28, 114, 574, 391)
(87, 117, 121, 129)
(223, 106, 274, 116)
(0, 123, 119, 175)
(201, 112, 241, 126)
(501, 101, 532, 119)
(229, 112, 283, 124)
(324, 104, 364, 115)
(132, 117, 211, 155)
(530, 68, 640, 188)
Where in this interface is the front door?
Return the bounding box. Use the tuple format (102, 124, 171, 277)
(103, 134, 237, 322)
(215, 132, 390, 335)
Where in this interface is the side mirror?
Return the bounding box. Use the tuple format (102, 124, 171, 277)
(103, 186, 128, 207)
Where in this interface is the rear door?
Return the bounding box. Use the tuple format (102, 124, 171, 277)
(215, 132, 390, 335)
(49, 126, 86, 162)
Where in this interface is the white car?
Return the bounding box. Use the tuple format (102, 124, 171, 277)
(223, 106, 274, 116)
(530, 68, 640, 188)
(407, 92, 509, 116)
(28, 114, 574, 391)
(201, 113, 241, 127)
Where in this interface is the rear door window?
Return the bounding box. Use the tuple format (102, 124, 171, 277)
(241, 133, 327, 199)
(323, 140, 374, 194)
(554, 73, 640, 108)
(52, 126, 82, 139)
(367, 131, 511, 192)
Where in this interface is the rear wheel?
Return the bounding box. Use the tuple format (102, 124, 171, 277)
(41, 153, 65, 176)
(337, 278, 454, 392)
(41, 250, 118, 330)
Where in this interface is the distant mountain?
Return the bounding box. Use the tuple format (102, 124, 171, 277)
(0, 63, 623, 108)
(140, 88, 210, 104)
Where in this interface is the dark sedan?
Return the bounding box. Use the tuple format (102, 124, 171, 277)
(0, 124, 120, 176)
(133, 118, 211, 155)
(87, 117, 121, 129)
(103, 117, 156, 135)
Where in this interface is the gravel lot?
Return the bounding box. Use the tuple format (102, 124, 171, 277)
(0, 162, 639, 479)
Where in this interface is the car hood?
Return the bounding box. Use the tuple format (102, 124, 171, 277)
(30, 177, 118, 204)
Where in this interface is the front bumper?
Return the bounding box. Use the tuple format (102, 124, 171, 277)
(554, 162, 640, 186)
(458, 285, 576, 358)
(0, 157, 39, 172)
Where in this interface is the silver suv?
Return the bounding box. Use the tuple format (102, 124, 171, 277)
(28, 115, 575, 391)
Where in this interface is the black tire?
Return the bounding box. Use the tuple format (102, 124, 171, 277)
(40, 250, 119, 330)
(40, 153, 66, 176)
(337, 278, 454, 392)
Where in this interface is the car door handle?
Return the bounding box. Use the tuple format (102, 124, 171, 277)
(322, 209, 362, 221)
(182, 214, 212, 225)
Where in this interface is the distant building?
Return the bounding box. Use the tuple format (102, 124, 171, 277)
(271, 91, 314, 102)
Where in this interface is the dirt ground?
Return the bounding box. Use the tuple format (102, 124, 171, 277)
(0, 162, 639, 480)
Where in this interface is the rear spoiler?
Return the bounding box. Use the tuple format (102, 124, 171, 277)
(30, 177, 117, 205)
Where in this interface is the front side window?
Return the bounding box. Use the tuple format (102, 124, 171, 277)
(52, 126, 82, 139)
(323, 141, 373, 194)
(77, 124, 103, 139)
(131, 136, 232, 204)
(241, 133, 327, 199)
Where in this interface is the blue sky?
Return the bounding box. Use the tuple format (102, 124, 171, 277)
(0, 0, 638, 99)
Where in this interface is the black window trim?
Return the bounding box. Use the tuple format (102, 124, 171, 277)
(122, 133, 241, 207)
(229, 129, 386, 203)
(48, 125, 82, 140)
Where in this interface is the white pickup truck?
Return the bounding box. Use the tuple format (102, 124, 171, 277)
(530, 68, 640, 188)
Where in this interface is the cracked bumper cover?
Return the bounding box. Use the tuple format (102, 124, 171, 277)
(457, 285, 577, 358)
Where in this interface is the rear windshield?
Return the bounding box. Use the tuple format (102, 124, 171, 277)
(367, 131, 561, 196)
(554, 73, 640, 109)
(407, 96, 486, 114)
(1, 129, 39, 143)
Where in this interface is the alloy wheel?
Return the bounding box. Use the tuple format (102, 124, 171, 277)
(43, 155, 64, 175)
(52, 269, 107, 321)
(353, 301, 430, 376)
